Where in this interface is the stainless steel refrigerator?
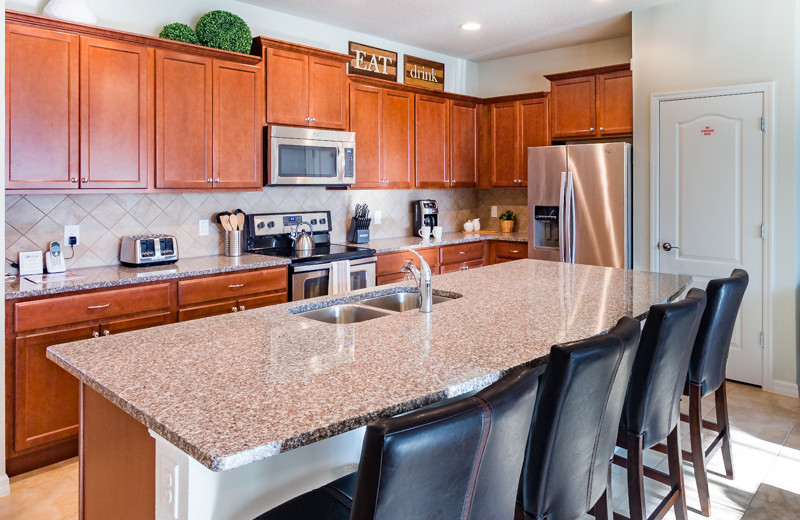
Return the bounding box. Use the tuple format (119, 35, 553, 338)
(527, 142, 631, 268)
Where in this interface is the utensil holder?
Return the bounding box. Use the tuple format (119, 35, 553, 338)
(225, 230, 244, 257)
(348, 218, 371, 243)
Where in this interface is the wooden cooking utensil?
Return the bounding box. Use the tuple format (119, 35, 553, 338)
(220, 214, 233, 231)
(237, 213, 245, 231)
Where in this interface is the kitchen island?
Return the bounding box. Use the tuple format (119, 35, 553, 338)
(47, 259, 690, 520)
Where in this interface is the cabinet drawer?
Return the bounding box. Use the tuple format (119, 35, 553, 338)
(440, 242, 484, 264)
(15, 283, 171, 333)
(101, 312, 173, 336)
(376, 247, 439, 276)
(440, 260, 484, 274)
(178, 267, 287, 306)
(495, 241, 527, 260)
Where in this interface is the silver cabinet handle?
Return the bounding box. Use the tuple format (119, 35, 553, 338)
(510, 250, 519, 253)
(304, 117, 310, 122)
(231, 306, 238, 312)
(661, 242, 679, 252)
(92, 331, 100, 338)
(71, 177, 78, 183)
(214, 178, 220, 183)
(589, 127, 595, 131)
(81, 177, 88, 183)
(599, 127, 605, 131)
(88, 303, 111, 309)
(311, 118, 316, 122)
(239, 305, 245, 311)
(103, 330, 110, 336)
(228, 283, 245, 288)
(206, 178, 213, 183)
(459, 251, 466, 255)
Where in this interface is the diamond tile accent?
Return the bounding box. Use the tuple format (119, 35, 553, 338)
(26, 194, 67, 214)
(6, 198, 46, 234)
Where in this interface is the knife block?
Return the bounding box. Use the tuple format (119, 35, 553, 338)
(348, 218, 371, 244)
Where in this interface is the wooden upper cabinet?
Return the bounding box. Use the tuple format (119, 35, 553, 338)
(349, 83, 382, 188)
(6, 23, 79, 190)
(415, 94, 450, 189)
(80, 36, 151, 189)
(549, 76, 596, 139)
(261, 40, 349, 130)
(381, 89, 414, 188)
(450, 100, 478, 188)
(597, 70, 633, 137)
(519, 96, 549, 186)
(491, 102, 519, 187)
(266, 48, 309, 127)
(213, 60, 262, 189)
(308, 56, 348, 129)
(547, 64, 632, 140)
(155, 50, 213, 189)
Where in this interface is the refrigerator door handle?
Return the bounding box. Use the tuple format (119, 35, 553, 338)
(566, 171, 576, 263)
(558, 171, 567, 262)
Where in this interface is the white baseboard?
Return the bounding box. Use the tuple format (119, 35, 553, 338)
(767, 379, 799, 398)
(0, 473, 10, 497)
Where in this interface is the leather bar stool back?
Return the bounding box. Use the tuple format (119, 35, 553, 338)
(517, 317, 641, 520)
(257, 365, 539, 520)
(615, 288, 707, 520)
(684, 269, 748, 516)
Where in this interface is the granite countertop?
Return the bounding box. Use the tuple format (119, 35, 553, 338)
(5, 233, 526, 300)
(47, 259, 690, 472)
(5, 254, 290, 300)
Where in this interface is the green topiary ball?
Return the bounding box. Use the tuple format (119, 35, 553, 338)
(159, 23, 200, 45)
(195, 11, 252, 54)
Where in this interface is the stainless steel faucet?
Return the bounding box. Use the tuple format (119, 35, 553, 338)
(402, 248, 432, 313)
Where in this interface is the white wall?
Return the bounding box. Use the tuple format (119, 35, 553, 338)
(632, 0, 798, 389)
(476, 36, 632, 97)
(6, 0, 476, 94)
(1, 4, 8, 497)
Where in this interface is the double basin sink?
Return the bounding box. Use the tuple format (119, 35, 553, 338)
(290, 290, 461, 324)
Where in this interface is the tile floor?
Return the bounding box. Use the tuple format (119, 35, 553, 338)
(0, 381, 798, 519)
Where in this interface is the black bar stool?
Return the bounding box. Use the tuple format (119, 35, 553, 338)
(613, 288, 707, 520)
(681, 269, 748, 516)
(516, 317, 641, 520)
(255, 364, 539, 520)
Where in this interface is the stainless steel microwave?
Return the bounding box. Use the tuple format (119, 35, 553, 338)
(268, 125, 355, 186)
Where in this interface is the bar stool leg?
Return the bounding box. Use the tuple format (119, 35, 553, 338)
(593, 465, 614, 520)
(689, 383, 711, 516)
(667, 426, 688, 520)
(626, 433, 647, 520)
(715, 382, 735, 480)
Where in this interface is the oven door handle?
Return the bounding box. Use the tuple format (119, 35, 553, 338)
(291, 261, 333, 274)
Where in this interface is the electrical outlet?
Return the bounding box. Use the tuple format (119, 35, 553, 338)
(491, 206, 498, 218)
(374, 210, 382, 224)
(64, 225, 80, 246)
(198, 219, 210, 237)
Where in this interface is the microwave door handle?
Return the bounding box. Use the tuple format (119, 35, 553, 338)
(338, 143, 346, 183)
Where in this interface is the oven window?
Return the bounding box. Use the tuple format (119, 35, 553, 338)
(303, 274, 330, 299)
(278, 145, 338, 178)
(350, 271, 369, 291)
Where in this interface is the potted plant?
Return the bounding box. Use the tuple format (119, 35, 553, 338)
(499, 210, 516, 233)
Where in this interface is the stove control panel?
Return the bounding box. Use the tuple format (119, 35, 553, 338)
(250, 211, 332, 237)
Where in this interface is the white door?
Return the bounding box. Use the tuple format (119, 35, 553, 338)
(658, 92, 764, 385)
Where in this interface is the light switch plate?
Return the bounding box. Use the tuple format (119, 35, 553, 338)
(491, 206, 498, 218)
(374, 210, 382, 224)
(198, 219, 210, 237)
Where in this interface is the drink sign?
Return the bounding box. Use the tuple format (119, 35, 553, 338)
(348, 42, 398, 82)
(404, 55, 445, 91)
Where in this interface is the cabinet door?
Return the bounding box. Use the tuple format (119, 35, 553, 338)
(213, 60, 262, 189)
(308, 56, 347, 129)
(381, 89, 414, 188)
(550, 76, 597, 139)
(6, 23, 79, 189)
(597, 70, 632, 137)
(266, 48, 309, 127)
(14, 326, 95, 452)
(415, 95, 449, 189)
(349, 83, 382, 188)
(491, 102, 519, 187)
(178, 300, 238, 322)
(155, 50, 212, 188)
(519, 97, 550, 186)
(80, 37, 151, 189)
(450, 100, 478, 188)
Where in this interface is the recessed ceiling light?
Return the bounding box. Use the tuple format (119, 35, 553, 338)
(460, 22, 481, 31)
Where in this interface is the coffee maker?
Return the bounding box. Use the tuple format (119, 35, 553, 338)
(413, 200, 439, 235)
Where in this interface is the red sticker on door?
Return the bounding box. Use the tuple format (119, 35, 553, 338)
(701, 126, 715, 136)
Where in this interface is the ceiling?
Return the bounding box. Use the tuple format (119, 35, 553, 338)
(240, 0, 677, 61)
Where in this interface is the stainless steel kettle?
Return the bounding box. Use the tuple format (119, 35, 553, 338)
(292, 221, 314, 251)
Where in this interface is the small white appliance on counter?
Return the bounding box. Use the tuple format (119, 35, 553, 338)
(120, 234, 179, 267)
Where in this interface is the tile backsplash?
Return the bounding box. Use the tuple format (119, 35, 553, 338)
(5, 187, 526, 271)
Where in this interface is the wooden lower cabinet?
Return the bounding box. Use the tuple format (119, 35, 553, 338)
(439, 242, 487, 274)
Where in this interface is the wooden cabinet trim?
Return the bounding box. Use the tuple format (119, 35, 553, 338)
(544, 63, 630, 82)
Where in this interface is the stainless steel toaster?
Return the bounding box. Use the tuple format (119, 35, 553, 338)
(120, 234, 179, 267)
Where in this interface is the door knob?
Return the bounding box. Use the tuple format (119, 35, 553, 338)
(661, 242, 679, 252)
